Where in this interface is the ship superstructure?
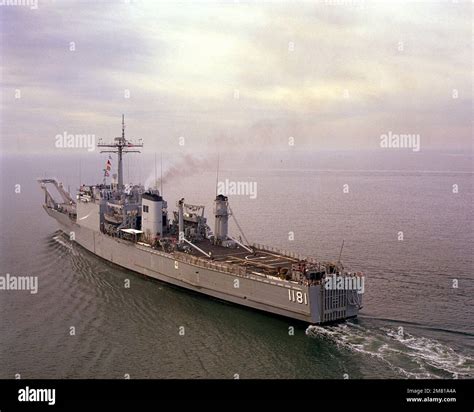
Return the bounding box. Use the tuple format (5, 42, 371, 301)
(38, 116, 363, 324)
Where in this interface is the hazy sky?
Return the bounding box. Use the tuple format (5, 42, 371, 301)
(1, 0, 472, 154)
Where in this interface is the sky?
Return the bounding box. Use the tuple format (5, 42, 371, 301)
(0, 0, 472, 155)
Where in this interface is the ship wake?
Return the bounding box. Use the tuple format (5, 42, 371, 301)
(306, 322, 473, 379)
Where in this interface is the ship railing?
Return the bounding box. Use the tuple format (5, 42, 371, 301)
(173, 251, 249, 278)
(133, 240, 244, 275)
(252, 243, 319, 264)
(137, 242, 305, 283)
(173, 251, 307, 285)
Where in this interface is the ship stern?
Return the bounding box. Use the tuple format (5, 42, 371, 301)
(309, 275, 364, 324)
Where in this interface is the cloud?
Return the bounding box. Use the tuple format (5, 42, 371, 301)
(0, 0, 471, 154)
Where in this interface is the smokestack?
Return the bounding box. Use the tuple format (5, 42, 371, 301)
(214, 194, 229, 243)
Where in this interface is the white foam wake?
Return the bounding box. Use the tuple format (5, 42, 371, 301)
(306, 322, 473, 379)
(52, 235, 78, 256)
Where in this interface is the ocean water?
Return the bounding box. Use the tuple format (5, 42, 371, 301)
(0, 150, 472, 379)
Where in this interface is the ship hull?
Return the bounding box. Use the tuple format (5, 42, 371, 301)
(44, 206, 360, 324)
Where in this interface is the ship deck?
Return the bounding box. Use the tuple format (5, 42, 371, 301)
(190, 240, 299, 276)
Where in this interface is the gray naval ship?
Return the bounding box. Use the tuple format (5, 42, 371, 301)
(38, 116, 363, 324)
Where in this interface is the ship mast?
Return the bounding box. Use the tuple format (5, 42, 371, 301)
(97, 114, 143, 190)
